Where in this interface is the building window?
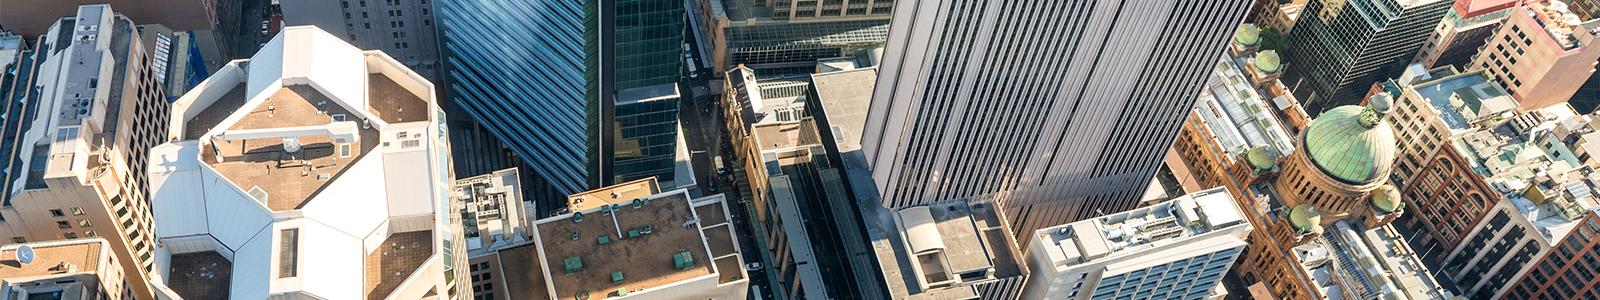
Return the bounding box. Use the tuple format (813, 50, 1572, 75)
(69, 207, 84, 215)
(79, 220, 92, 228)
(56, 221, 70, 229)
(279, 229, 300, 278)
(85, 231, 96, 237)
(64, 232, 77, 239)
(11, 237, 24, 243)
(49, 209, 64, 217)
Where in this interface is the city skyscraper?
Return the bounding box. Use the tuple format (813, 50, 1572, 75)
(436, 0, 687, 202)
(436, 0, 605, 199)
(1281, 0, 1451, 114)
(865, 0, 1253, 243)
(0, 5, 171, 299)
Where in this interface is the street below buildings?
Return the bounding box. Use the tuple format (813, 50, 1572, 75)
(234, 0, 271, 59)
(679, 23, 777, 300)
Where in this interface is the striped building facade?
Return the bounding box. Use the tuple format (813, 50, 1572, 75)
(864, 0, 1253, 245)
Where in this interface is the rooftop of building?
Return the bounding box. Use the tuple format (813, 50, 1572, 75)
(148, 26, 448, 300)
(13, 4, 136, 191)
(881, 199, 1025, 298)
(0, 239, 108, 283)
(565, 177, 661, 213)
(809, 68, 877, 154)
(1196, 56, 1298, 160)
(1293, 222, 1450, 300)
(1452, 104, 1600, 242)
(1523, 0, 1600, 51)
(1036, 187, 1249, 266)
(534, 189, 743, 300)
(458, 168, 527, 253)
(0, 239, 114, 300)
(1454, 0, 1520, 19)
(1399, 65, 1517, 131)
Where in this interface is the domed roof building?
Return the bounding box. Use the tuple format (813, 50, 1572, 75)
(1272, 93, 1402, 224)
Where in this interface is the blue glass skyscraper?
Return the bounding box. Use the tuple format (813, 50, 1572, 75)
(438, 0, 685, 198)
(437, 0, 606, 196)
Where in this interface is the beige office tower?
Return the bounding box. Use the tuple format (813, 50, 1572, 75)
(0, 5, 171, 300)
(1470, 0, 1600, 110)
(144, 26, 468, 299)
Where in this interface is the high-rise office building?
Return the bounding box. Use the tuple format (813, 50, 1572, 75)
(145, 26, 468, 299)
(0, 5, 171, 299)
(1411, 0, 1518, 70)
(865, 0, 1253, 243)
(1022, 187, 1251, 300)
(280, 0, 441, 80)
(1281, 0, 1451, 114)
(1469, 0, 1600, 110)
(436, 0, 687, 202)
(0, 0, 241, 69)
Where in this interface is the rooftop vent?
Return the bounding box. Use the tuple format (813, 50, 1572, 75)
(248, 186, 270, 203)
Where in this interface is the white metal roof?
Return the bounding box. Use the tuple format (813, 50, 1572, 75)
(898, 206, 946, 254)
(149, 26, 443, 300)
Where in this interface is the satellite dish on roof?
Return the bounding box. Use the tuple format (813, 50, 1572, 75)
(15, 245, 35, 265)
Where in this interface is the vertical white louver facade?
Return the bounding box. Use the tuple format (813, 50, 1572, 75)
(864, 0, 1253, 244)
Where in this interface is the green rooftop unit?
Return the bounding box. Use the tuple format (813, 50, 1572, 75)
(597, 235, 611, 245)
(564, 256, 584, 274)
(611, 271, 625, 283)
(672, 251, 694, 269)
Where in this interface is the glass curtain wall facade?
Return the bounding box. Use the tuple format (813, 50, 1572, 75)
(437, 0, 604, 197)
(613, 0, 686, 184)
(1281, 0, 1449, 114)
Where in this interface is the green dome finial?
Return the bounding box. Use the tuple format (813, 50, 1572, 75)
(1255, 50, 1282, 73)
(1246, 145, 1280, 171)
(1372, 184, 1403, 213)
(1289, 205, 1321, 233)
(1235, 24, 1261, 47)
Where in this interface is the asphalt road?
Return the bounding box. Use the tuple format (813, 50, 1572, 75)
(234, 0, 270, 59)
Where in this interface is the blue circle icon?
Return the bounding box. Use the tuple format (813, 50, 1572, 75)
(15, 245, 34, 265)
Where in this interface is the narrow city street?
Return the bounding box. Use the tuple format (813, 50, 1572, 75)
(234, 0, 271, 59)
(679, 22, 777, 300)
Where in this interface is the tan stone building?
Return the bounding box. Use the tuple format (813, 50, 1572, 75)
(0, 5, 172, 299)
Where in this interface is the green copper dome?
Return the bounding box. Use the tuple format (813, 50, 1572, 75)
(1246, 145, 1280, 171)
(1235, 24, 1261, 47)
(1302, 97, 1398, 185)
(1254, 50, 1282, 73)
(1372, 184, 1403, 213)
(1289, 205, 1321, 233)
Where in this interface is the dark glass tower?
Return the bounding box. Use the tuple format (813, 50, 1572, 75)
(437, 0, 605, 197)
(612, 0, 686, 184)
(437, 0, 686, 199)
(1280, 0, 1450, 114)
